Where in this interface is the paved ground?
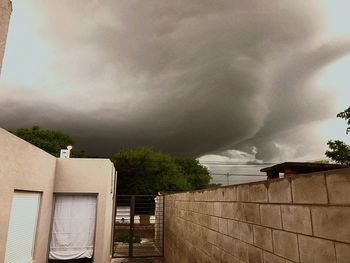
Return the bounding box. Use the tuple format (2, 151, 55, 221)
(114, 240, 161, 257)
(112, 258, 164, 263)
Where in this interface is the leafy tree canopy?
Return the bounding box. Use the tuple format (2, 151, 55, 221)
(337, 106, 350, 134)
(12, 126, 86, 157)
(325, 106, 350, 165)
(325, 140, 350, 165)
(174, 156, 212, 189)
(112, 147, 212, 195)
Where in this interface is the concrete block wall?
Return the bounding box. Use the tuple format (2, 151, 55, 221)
(164, 168, 350, 263)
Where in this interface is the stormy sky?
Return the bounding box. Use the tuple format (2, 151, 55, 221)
(1, 0, 350, 162)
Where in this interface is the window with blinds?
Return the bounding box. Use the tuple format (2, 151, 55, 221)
(5, 191, 41, 263)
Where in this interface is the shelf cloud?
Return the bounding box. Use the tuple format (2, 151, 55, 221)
(1, 0, 350, 160)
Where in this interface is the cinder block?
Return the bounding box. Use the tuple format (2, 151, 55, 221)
(237, 184, 250, 201)
(221, 251, 235, 263)
(213, 202, 221, 216)
(273, 230, 299, 262)
(263, 251, 286, 263)
(292, 173, 328, 204)
(234, 239, 248, 262)
(211, 244, 222, 262)
(197, 249, 213, 263)
(227, 219, 240, 239)
(221, 202, 233, 218)
(201, 191, 209, 202)
(218, 188, 226, 201)
(298, 235, 336, 263)
(200, 214, 210, 228)
(202, 238, 212, 255)
(335, 242, 350, 263)
(312, 206, 350, 243)
(232, 202, 245, 221)
(209, 216, 219, 231)
(260, 204, 282, 229)
(207, 202, 214, 215)
(202, 202, 210, 214)
(224, 186, 237, 202)
(215, 232, 224, 248)
(248, 244, 263, 263)
(268, 179, 292, 203)
(207, 229, 217, 245)
(244, 203, 260, 224)
(208, 189, 217, 202)
(249, 182, 268, 203)
(326, 170, 350, 204)
(219, 217, 228, 235)
(253, 225, 273, 251)
(281, 205, 312, 235)
(211, 189, 220, 202)
(222, 235, 233, 254)
(239, 221, 254, 244)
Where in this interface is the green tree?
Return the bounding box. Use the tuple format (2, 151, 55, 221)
(12, 126, 86, 157)
(325, 106, 350, 165)
(175, 157, 211, 189)
(337, 106, 350, 134)
(112, 147, 212, 195)
(325, 140, 350, 165)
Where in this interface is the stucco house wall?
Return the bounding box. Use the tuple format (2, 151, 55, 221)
(54, 158, 116, 263)
(0, 128, 116, 263)
(0, 128, 57, 262)
(0, 0, 12, 74)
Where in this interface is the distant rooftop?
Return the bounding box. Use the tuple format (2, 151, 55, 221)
(261, 162, 348, 179)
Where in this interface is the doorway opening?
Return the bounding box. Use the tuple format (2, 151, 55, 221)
(48, 195, 97, 263)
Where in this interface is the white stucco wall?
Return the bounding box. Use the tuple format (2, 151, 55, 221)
(0, 128, 116, 263)
(0, 0, 12, 74)
(0, 128, 57, 262)
(54, 158, 116, 263)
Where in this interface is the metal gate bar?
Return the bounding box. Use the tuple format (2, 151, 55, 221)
(113, 195, 164, 258)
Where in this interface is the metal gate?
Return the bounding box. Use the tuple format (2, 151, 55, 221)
(113, 195, 164, 258)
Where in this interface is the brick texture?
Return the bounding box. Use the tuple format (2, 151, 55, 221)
(335, 242, 350, 263)
(253, 225, 273, 251)
(268, 179, 292, 203)
(312, 206, 350, 243)
(281, 205, 312, 235)
(292, 173, 328, 204)
(298, 235, 336, 263)
(326, 169, 350, 204)
(260, 204, 282, 229)
(164, 168, 350, 263)
(272, 230, 299, 262)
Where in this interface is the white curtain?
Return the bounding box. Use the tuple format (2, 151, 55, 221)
(49, 195, 97, 260)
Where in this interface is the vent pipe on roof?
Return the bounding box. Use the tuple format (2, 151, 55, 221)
(60, 145, 72, 158)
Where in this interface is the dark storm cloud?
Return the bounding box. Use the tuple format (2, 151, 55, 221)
(1, 0, 350, 159)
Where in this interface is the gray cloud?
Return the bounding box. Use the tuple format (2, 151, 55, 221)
(1, 0, 350, 159)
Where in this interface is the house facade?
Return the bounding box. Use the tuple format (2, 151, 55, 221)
(0, 128, 116, 263)
(0, 0, 12, 74)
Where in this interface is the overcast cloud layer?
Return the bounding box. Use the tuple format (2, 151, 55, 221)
(1, 0, 350, 160)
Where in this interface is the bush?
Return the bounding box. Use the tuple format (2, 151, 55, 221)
(115, 231, 141, 243)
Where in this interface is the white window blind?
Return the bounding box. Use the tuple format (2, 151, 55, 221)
(5, 192, 41, 263)
(49, 195, 97, 260)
